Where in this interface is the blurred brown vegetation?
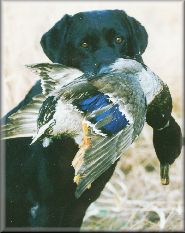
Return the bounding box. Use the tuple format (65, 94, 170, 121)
(2, 1, 184, 231)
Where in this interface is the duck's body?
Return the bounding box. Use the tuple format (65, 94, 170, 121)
(2, 58, 180, 197)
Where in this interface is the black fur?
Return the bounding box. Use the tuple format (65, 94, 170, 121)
(3, 10, 181, 230)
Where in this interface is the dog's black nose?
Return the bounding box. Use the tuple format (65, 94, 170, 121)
(82, 63, 109, 76)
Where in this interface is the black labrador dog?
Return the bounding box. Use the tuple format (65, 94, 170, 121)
(4, 10, 148, 229)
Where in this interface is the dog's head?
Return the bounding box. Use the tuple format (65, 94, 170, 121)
(41, 10, 148, 75)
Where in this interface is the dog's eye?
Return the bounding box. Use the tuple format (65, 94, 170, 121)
(81, 42, 88, 48)
(115, 36, 124, 44)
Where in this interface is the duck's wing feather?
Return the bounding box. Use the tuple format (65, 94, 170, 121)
(1, 94, 45, 139)
(72, 124, 134, 198)
(26, 63, 83, 96)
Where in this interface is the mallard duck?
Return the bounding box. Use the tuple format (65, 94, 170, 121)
(1, 58, 181, 198)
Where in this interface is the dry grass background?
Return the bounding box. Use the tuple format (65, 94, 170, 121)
(2, 1, 184, 231)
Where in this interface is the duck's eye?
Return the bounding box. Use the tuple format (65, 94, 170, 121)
(81, 42, 88, 48)
(115, 36, 124, 44)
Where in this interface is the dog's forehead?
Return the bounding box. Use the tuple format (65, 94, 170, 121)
(70, 10, 127, 31)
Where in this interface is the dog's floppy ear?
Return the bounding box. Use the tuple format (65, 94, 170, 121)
(40, 14, 71, 63)
(126, 15, 148, 59)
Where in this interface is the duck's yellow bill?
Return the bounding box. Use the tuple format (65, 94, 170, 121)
(160, 164, 169, 185)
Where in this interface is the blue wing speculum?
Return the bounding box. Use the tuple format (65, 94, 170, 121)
(76, 93, 130, 135)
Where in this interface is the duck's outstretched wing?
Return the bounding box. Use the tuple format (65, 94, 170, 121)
(1, 63, 84, 140)
(1, 94, 45, 139)
(26, 63, 83, 96)
(69, 73, 147, 198)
